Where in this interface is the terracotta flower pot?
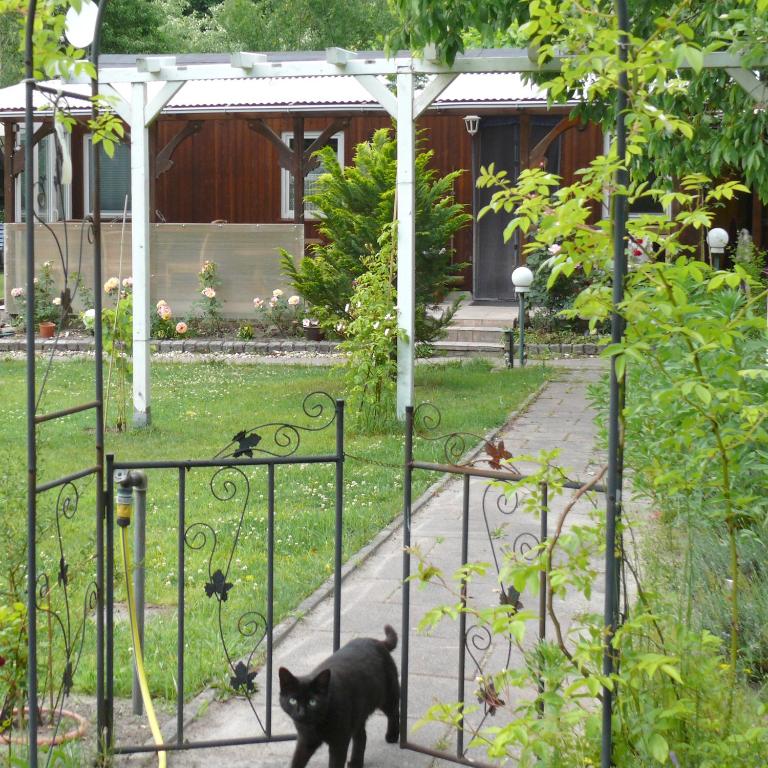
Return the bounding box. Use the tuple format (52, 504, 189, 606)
(0, 707, 87, 746)
(38, 321, 56, 339)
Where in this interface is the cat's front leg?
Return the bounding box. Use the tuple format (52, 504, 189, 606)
(327, 736, 351, 768)
(347, 725, 367, 768)
(291, 736, 320, 768)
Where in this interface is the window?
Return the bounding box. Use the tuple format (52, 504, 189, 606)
(83, 137, 131, 217)
(14, 128, 71, 222)
(280, 132, 344, 219)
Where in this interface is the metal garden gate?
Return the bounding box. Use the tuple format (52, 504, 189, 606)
(100, 393, 345, 758)
(398, 403, 606, 766)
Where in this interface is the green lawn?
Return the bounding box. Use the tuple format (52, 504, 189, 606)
(0, 358, 549, 700)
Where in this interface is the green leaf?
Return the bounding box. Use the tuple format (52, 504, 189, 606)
(648, 732, 669, 763)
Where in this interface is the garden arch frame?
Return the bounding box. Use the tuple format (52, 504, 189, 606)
(21, 1, 766, 764)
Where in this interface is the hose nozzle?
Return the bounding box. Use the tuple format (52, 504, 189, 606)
(116, 483, 133, 527)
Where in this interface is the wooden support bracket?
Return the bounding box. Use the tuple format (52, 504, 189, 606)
(11, 123, 55, 177)
(155, 120, 203, 178)
(248, 119, 294, 171)
(303, 118, 349, 172)
(528, 117, 577, 168)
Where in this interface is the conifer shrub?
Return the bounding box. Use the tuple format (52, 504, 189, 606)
(281, 128, 471, 342)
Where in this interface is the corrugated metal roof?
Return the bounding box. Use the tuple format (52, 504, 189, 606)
(0, 73, 551, 117)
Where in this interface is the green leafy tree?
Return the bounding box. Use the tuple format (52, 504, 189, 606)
(389, 0, 768, 202)
(385, 0, 768, 763)
(209, 0, 396, 51)
(281, 128, 471, 343)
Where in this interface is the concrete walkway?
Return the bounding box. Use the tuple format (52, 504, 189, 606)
(119, 359, 608, 767)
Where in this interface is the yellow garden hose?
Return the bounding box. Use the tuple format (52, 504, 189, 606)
(120, 525, 167, 768)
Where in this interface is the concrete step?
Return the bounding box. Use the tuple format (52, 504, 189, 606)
(449, 315, 518, 328)
(444, 325, 509, 343)
(431, 340, 505, 358)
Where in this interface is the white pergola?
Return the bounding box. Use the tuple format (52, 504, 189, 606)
(68, 48, 765, 426)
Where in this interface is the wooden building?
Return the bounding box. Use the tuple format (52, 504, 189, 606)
(3, 53, 762, 313)
(1, 54, 608, 312)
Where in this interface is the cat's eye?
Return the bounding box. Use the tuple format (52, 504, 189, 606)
(288, 697, 297, 706)
(308, 697, 318, 707)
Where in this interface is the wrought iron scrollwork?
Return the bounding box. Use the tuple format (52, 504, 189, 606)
(457, 483, 543, 749)
(185, 466, 269, 732)
(214, 390, 337, 459)
(31, 482, 97, 758)
(412, 402, 520, 473)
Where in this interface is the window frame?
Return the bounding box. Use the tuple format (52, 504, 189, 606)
(14, 125, 71, 223)
(280, 131, 344, 220)
(82, 135, 132, 218)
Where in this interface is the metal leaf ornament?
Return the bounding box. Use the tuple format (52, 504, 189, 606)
(232, 430, 262, 458)
(204, 569, 233, 601)
(62, 661, 74, 695)
(499, 585, 523, 613)
(485, 440, 512, 470)
(58, 556, 69, 587)
(476, 677, 505, 716)
(230, 661, 258, 693)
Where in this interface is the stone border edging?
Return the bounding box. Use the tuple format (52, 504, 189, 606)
(162, 376, 552, 748)
(0, 336, 602, 357)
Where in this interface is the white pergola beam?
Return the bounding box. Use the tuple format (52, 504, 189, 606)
(726, 68, 768, 103)
(77, 50, 765, 86)
(396, 72, 416, 419)
(354, 75, 397, 118)
(144, 81, 184, 125)
(231, 52, 267, 70)
(326, 47, 354, 66)
(98, 84, 130, 124)
(137, 56, 177, 73)
(414, 73, 458, 118)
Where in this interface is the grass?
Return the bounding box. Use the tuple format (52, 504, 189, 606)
(0, 357, 549, 701)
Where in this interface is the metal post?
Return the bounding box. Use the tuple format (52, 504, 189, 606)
(333, 399, 345, 652)
(400, 406, 414, 747)
(457, 474, 470, 757)
(603, 2, 630, 766)
(266, 464, 275, 735)
(538, 482, 548, 716)
(24, 4, 39, 763)
(518, 292, 526, 367)
(106, 456, 115, 750)
(505, 329, 514, 368)
(92, 0, 107, 749)
(132, 475, 147, 715)
(177, 466, 185, 744)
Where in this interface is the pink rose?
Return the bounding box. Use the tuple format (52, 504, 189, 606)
(176, 322, 188, 334)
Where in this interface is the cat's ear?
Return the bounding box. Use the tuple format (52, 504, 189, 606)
(279, 667, 298, 692)
(312, 668, 331, 693)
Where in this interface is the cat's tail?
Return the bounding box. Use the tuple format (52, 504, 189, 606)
(382, 624, 398, 651)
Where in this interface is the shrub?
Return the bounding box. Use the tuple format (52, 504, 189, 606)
(191, 260, 224, 334)
(11, 261, 62, 327)
(252, 290, 303, 336)
(526, 245, 604, 335)
(281, 128, 470, 343)
(336, 225, 403, 431)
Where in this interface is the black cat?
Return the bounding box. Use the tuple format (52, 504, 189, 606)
(278, 625, 400, 768)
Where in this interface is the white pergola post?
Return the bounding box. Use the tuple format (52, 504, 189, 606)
(130, 81, 151, 427)
(395, 72, 416, 420)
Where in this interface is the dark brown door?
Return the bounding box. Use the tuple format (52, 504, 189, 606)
(474, 118, 520, 301)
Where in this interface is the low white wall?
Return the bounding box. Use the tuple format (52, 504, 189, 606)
(3, 222, 304, 319)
